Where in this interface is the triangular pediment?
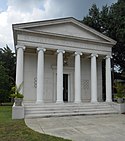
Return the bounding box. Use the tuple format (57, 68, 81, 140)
(13, 17, 116, 45)
(25, 23, 107, 42)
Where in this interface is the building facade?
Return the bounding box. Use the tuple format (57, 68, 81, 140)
(13, 17, 116, 105)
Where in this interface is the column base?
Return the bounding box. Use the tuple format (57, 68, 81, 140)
(106, 100, 112, 103)
(56, 101, 64, 104)
(36, 100, 44, 104)
(91, 100, 98, 103)
(74, 101, 81, 103)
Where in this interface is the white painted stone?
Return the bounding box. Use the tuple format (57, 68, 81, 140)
(36, 48, 46, 104)
(16, 45, 25, 94)
(13, 18, 116, 116)
(23, 53, 37, 102)
(91, 54, 98, 103)
(56, 50, 65, 103)
(12, 104, 24, 119)
(81, 58, 91, 102)
(74, 52, 82, 103)
(111, 103, 125, 114)
(18, 34, 112, 55)
(28, 23, 105, 41)
(106, 56, 112, 102)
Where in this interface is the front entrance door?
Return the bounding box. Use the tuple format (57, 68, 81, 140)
(63, 74, 68, 102)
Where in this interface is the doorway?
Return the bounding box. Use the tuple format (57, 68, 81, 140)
(63, 74, 68, 102)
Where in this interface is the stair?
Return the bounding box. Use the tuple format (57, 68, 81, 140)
(24, 102, 118, 118)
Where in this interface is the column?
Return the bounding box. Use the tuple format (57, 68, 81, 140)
(74, 52, 82, 103)
(106, 55, 112, 102)
(91, 54, 98, 102)
(56, 50, 65, 103)
(16, 45, 25, 94)
(36, 48, 46, 104)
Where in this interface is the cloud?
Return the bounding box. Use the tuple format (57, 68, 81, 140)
(0, 0, 47, 50)
(0, 0, 117, 50)
(0, 0, 63, 50)
(7, 0, 45, 12)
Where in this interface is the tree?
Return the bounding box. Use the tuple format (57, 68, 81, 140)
(0, 62, 10, 102)
(0, 45, 16, 103)
(109, 0, 125, 72)
(0, 45, 16, 84)
(82, 0, 125, 73)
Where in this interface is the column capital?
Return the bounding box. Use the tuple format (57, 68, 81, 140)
(57, 49, 65, 54)
(75, 51, 82, 56)
(16, 45, 25, 50)
(105, 55, 112, 59)
(91, 53, 98, 58)
(37, 47, 46, 52)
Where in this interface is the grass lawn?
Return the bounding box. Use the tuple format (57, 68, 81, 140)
(0, 106, 71, 141)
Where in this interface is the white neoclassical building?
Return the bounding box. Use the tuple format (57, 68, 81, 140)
(12, 17, 117, 115)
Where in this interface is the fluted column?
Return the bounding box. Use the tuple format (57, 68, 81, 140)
(74, 51, 82, 103)
(91, 54, 98, 102)
(56, 50, 65, 103)
(16, 45, 25, 94)
(36, 48, 46, 104)
(106, 55, 112, 102)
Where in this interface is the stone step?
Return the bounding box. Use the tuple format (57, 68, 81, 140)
(25, 105, 112, 111)
(25, 110, 118, 118)
(25, 109, 116, 115)
(25, 105, 109, 108)
(24, 102, 110, 107)
(24, 102, 118, 118)
(25, 107, 114, 114)
(25, 103, 111, 110)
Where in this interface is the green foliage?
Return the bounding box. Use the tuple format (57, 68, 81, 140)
(0, 45, 16, 103)
(11, 93, 24, 98)
(114, 82, 125, 98)
(0, 62, 10, 102)
(0, 45, 16, 84)
(83, 4, 102, 32)
(82, 0, 125, 73)
(10, 83, 24, 98)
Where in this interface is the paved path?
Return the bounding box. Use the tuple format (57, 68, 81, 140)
(25, 114, 125, 141)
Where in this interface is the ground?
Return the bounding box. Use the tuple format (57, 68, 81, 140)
(25, 114, 125, 141)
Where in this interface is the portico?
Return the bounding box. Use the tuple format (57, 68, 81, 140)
(16, 47, 113, 104)
(13, 17, 116, 105)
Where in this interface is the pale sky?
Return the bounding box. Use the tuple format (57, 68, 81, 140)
(0, 0, 117, 50)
